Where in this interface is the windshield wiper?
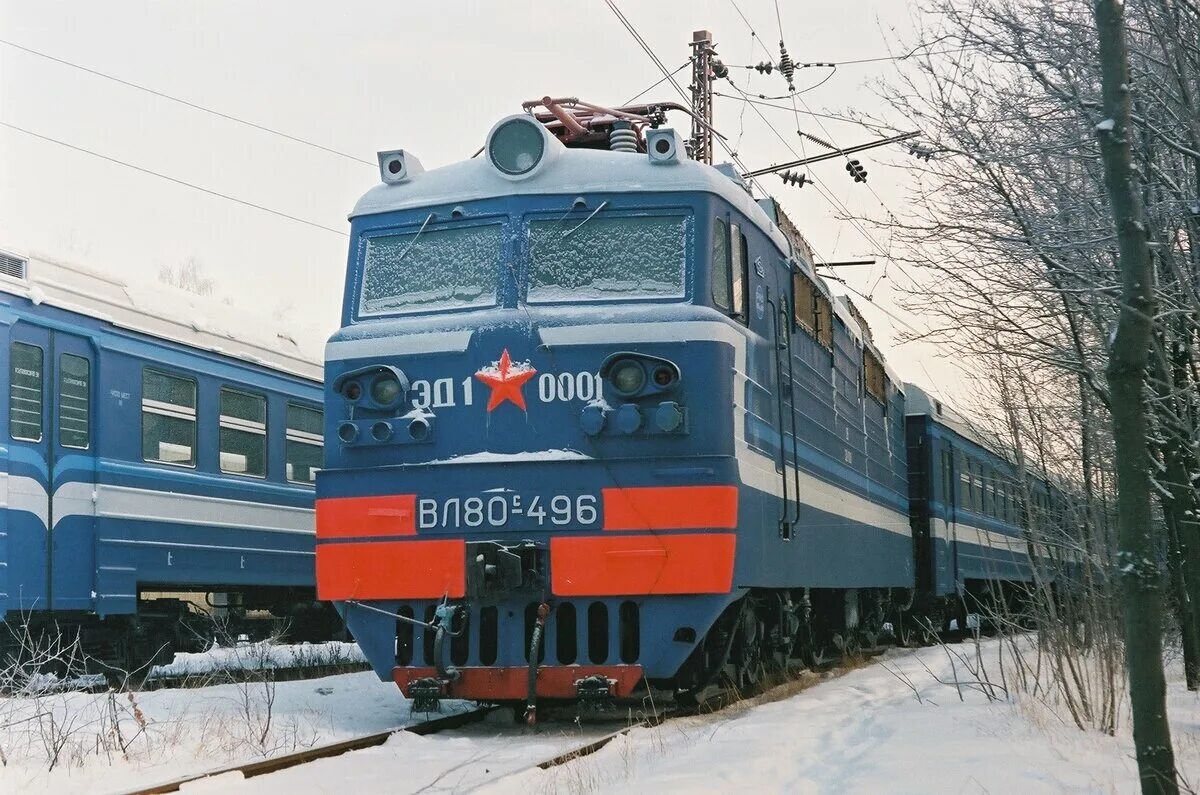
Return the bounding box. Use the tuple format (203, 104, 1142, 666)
(392, 212, 435, 263)
(562, 200, 608, 239)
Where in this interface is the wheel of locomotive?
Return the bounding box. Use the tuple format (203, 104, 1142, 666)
(726, 599, 767, 692)
(764, 592, 800, 673)
(673, 601, 740, 706)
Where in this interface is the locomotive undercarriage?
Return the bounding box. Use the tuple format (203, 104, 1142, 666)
(668, 587, 904, 704)
(0, 588, 343, 688)
(384, 586, 914, 717)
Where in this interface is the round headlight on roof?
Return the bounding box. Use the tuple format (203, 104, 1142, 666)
(488, 117, 546, 176)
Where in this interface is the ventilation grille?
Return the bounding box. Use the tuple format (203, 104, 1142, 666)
(0, 251, 28, 280)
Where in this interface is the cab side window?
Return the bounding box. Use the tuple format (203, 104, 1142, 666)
(712, 218, 731, 311)
(730, 223, 748, 319)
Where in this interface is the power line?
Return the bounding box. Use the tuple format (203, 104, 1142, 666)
(734, 45, 985, 69)
(622, 60, 691, 105)
(0, 120, 349, 237)
(712, 88, 881, 129)
(0, 37, 374, 167)
(602, 0, 767, 193)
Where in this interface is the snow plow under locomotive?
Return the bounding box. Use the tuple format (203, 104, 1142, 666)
(315, 98, 1071, 717)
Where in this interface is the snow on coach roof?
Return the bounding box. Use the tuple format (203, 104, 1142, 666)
(350, 133, 792, 255)
(0, 248, 322, 381)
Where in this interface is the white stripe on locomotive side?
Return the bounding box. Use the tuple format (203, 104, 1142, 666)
(736, 444, 912, 538)
(326, 329, 474, 360)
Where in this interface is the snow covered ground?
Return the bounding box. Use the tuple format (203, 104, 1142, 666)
(492, 642, 1200, 794)
(3, 638, 1198, 794)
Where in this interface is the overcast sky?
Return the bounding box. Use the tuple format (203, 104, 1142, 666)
(0, 1, 969, 403)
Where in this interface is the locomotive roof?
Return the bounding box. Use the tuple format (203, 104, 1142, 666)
(350, 144, 792, 255)
(0, 249, 323, 381)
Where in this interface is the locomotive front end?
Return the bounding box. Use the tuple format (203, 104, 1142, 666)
(317, 112, 753, 712)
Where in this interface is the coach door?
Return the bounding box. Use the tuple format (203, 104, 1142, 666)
(6, 321, 52, 611)
(47, 332, 96, 610)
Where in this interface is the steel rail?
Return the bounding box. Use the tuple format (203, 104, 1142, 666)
(115, 707, 494, 795)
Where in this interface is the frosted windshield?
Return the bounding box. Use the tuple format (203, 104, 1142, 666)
(526, 214, 687, 303)
(359, 223, 501, 316)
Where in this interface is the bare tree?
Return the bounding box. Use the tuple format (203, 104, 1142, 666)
(1093, 0, 1178, 789)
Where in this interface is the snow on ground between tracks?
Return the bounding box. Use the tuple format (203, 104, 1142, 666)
(488, 638, 1200, 795)
(0, 642, 469, 795)
(5, 637, 1200, 794)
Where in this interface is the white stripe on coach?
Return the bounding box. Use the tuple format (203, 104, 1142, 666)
(93, 484, 314, 534)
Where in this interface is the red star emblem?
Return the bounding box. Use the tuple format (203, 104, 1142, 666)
(475, 349, 538, 412)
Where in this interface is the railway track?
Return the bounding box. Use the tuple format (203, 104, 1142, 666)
(116, 706, 495, 795)
(136, 659, 372, 691)
(112, 646, 889, 795)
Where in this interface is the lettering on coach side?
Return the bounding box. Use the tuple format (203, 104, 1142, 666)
(408, 372, 600, 409)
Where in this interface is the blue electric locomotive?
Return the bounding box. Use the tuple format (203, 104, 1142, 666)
(316, 101, 921, 712)
(0, 249, 330, 673)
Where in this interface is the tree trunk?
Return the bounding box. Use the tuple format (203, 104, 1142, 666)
(1093, 0, 1179, 792)
(1154, 331, 1200, 690)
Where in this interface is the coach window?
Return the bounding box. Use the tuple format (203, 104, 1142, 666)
(9, 341, 43, 442)
(941, 449, 953, 505)
(219, 388, 267, 477)
(142, 369, 197, 466)
(973, 466, 985, 514)
(286, 403, 323, 484)
(712, 218, 731, 311)
(730, 223, 748, 319)
(58, 353, 90, 449)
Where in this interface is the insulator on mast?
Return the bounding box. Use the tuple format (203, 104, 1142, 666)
(780, 169, 807, 188)
(779, 41, 796, 92)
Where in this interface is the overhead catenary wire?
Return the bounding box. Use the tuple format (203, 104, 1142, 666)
(733, 1, 918, 295)
(0, 120, 349, 237)
(622, 60, 692, 105)
(0, 37, 375, 167)
(602, 0, 768, 194)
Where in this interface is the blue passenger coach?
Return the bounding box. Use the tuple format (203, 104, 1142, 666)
(315, 103, 913, 713)
(905, 384, 1072, 621)
(0, 250, 327, 671)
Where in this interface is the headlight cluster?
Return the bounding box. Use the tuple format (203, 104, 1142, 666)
(335, 366, 408, 412)
(583, 353, 686, 437)
(601, 353, 680, 399)
(332, 365, 433, 447)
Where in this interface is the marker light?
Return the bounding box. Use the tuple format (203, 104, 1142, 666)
(610, 360, 646, 396)
(343, 381, 362, 401)
(338, 422, 359, 444)
(488, 117, 546, 176)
